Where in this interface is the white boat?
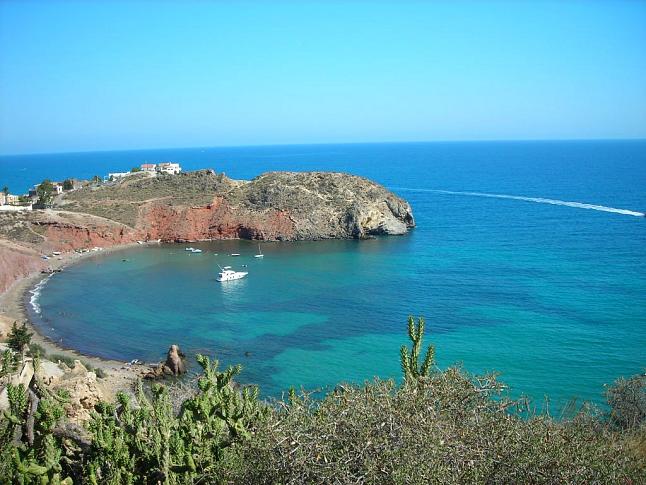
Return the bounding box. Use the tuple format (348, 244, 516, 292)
(254, 245, 264, 258)
(217, 265, 248, 282)
(185, 247, 194, 251)
(191, 248, 202, 253)
(230, 253, 240, 257)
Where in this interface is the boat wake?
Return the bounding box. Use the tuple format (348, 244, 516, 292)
(29, 275, 52, 314)
(391, 187, 645, 218)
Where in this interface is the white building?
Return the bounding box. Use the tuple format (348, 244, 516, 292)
(141, 163, 157, 172)
(107, 172, 133, 181)
(0, 204, 31, 212)
(1, 193, 20, 205)
(157, 162, 182, 175)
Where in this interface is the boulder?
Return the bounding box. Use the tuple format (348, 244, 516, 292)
(144, 344, 186, 379)
(165, 344, 186, 376)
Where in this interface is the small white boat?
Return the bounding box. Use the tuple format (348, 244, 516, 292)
(191, 248, 202, 253)
(217, 265, 248, 282)
(185, 247, 194, 251)
(230, 253, 240, 257)
(254, 244, 264, 258)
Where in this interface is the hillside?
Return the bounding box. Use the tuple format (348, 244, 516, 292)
(54, 170, 415, 241)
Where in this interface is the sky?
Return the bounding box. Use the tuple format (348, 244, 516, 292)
(0, 0, 645, 155)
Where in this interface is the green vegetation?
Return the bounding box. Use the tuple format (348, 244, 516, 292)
(0, 348, 19, 378)
(1, 318, 644, 483)
(62, 179, 74, 191)
(35, 179, 55, 208)
(130, 166, 142, 172)
(400, 315, 434, 383)
(7, 321, 33, 353)
(2, 186, 8, 199)
(1, 382, 74, 484)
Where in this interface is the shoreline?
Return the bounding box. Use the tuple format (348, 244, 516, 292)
(0, 242, 150, 397)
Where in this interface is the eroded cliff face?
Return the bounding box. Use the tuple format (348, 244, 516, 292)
(0, 240, 47, 294)
(0, 171, 414, 293)
(138, 196, 297, 241)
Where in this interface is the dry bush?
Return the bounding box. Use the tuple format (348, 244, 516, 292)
(227, 370, 645, 484)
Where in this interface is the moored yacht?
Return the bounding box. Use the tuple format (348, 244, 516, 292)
(217, 266, 248, 282)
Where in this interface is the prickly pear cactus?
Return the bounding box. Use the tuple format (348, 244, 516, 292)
(86, 354, 267, 484)
(400, 316, 435, 383)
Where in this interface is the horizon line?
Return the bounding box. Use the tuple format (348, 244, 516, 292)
(1, 136, 645, 158)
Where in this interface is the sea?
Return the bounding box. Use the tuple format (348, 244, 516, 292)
(1, 140, 645, 409)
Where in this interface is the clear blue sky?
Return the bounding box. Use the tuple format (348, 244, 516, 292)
(0, 0, 645, 155)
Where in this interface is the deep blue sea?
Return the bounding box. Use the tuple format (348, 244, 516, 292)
(1, 140, 645, 409)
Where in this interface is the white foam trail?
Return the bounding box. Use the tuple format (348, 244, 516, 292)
(29, 275, 52, 314)
(390, 187, 645, 218)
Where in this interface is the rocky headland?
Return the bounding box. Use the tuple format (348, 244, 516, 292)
(0, 170, 414, 294)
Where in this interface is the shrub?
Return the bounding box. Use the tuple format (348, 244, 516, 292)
(606, 373, 646, 430)
(27, 343, 46, 359)
(0, 348, 19, 379)
(7, 321, 32, 352)
(48, 353, 76, 368)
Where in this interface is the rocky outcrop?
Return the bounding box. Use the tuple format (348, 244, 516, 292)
(229, 172, 415, 240)
(165, 344, 186, 375)
(0, 356, 103, 423)
(48, 360, 104, 422)
(144, 344, 187, 379)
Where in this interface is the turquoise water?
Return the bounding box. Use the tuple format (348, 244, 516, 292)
(10, 140, 646, 408)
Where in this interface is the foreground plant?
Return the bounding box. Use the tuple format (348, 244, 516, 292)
(86, 354, 267, 484)
(1, 383, 73, 484)
(400, 315, 435, 384)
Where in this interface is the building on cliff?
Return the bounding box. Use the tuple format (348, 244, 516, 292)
(141, 163, 157, 172)
(157, 162, 182, 174)
(107, 172, 133, 181)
